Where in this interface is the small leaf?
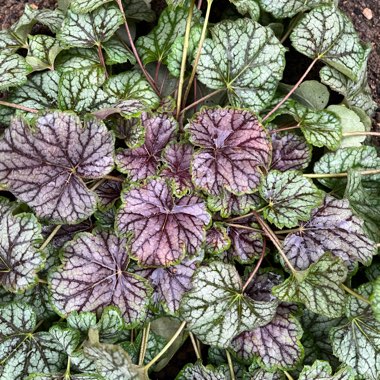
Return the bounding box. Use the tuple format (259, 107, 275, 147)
(197, 19, 285, 111)
(55, 47, 101, 73)
(288, 80, 330, 111)
(49, 230, 152, 326)
(49, 325, 81, 356)
(0, 52, 32, 91)
(116, 113, 177, 181)
(0, 30, 24, 55)
(290, 5, 369, 80)
(70, 0, 113, 13)
(0, 112, 115, 224)
(283, 195, 375, 269)
(187, 108, 271, 196)
(259, 170, 323, 228)
(122, 0, 155, 22)
(103, 36, 136, 65)
(180, 261, 278, 348)
(176, 362, 227, 379)
(116, 179, 210, 266)
(270, 132, 312, 172)
(94, 179, 122, 210)
(229, 0, 260, 20)
(58, 5, 124, 48)
(272, 253, 348, 318)
(205, 224, 231, 255)
(298, 360, 355, 380)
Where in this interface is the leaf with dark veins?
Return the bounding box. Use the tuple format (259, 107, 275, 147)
(284, 195, 375, 270)
(94, 179, 122, 210)
(205, 224, 231, 255)
(187, 108, 271, 196)
(0, 112, 115, 224)
(49, 230, 152, 326)
(298, 360, 355, 380)
(116, 179, 210, 266)
(116, 114, 177, 181)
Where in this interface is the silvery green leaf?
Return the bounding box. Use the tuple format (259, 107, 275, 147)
(136, 6, 201, 64)
(104, 71, 159, 109)
(103, 37, 136, 65)
(26, 35, 64, 71)
(0, 31, 24, 55)
(92, 100, 147, 120)
(327, 105, 366, 148)
(371, 277, 380, 322)
(272, 253, 348, 318)
(55, 48, 101, 73)
(229, 0, 260, 20)
(0, 302, 66, 379)
(0, 53, 32, 91)
(180, 261, 278, 348)
(298, 360, 355, 380)
(290, 5, 369, 80)
(259, 0, 333, 18)
(283, 195, 375, 270)
(259, 170, 323, 228)
(320, 65, 377, 115)
(330, 283, 380, 380)
(49, 325, 81, 356)
(243, 367, 285, 380)
(197, 19, 285, 112)
(70, 0, 113, 13)
(0, 211, 44, 292)
(288, 80, 330, 111)
(58, 5, 124, 48)
(67, 311, 97, 334)
(122, 0, 155, 22)
(176, 362, 227, 379)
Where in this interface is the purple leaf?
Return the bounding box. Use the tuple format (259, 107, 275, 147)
(187, 108, 271, 195)
(95, 179, 122, 210)
(0, 112, 115, 224)
(270, 132, 312, 171)
(205, 224, 231, 255)
(244, 271, 283, 302)
(136, 259, 197, 313)
(116, 113, 177, 181)
(49, 230, 152, 326)
(161, 143, 194, 196)
(284, 195, 376, 270)
(116, 179, 211, 266)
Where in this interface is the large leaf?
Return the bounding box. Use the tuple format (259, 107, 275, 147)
(290, 5, 369, 80)
(0, 302, 66, 379)
(0, 112, 115, 224)
(197, 19, 285, 111)
(330, 283, 380, 380)
(49, 230, 152, 326)
(272, 254, 348, 318)
(116, 113, 177, 181)
(259, 170, 323, 228)
(298, 360, 355, 380)
(0, 210, 44, 293)
(0, 53, 32, 91)
(179, 261, 278, 348)
(58, 5, 124, 48)
(116, 179, 210, 266)
(187, 108, 271, 196)
(283, 195, 375, 269)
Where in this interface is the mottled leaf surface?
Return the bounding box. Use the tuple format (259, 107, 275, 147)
(49, 230, 152, 325)
(259, 0, 332, 18)
(70, 0, 113, 13)
(197, 19, 285, 111)
(0, 53, 31, 91)
(205, 224, 231, 255)
(0, 113, 114, 224)
(94, 179, 122, 210)
(284, 195, 375, 270)
(259, 170, 323, 228)
(229, 0, 260, 19)
(272, 254, 348, 318)
(298, 360, 355, 380)
(180, 261, 278, 348)
(371, 277, 380, 322)
(188, 108, 271, 195)
(103, 36, 136, 65)
(176, 362, 227, 380)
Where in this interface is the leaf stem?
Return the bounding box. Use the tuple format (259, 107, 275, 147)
(144, 321, 186, 372)
(40, 225, 62, 251)
(270, 124, 301, 134)
(176, 0, 196, 118)
(0, 100, 38, 113)
(115, 0, 160, 95)
(341, 284, 371, 305)
(274, 227, 303, 235)
(284, 370, 294, 380)
(242, 238, 266, 293)
(343, 131, 380, 137)
(182, 0, 213, 109)
(304, 169, 380, 179)
(96, 43, 108, 78)
(226, 350, 236, 380)
(138, 322, 151, 366)
(262, 57, 319, 122)
(180, 88, 224, 116)
(225, 223, 263, 234)
(102, 175, 124, 182)
(280, 12, 304, 44)
(189, 332, 202, 360)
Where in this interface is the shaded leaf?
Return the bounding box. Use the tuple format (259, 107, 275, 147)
(298, 360, 355, 380)
(0, 112, 115, 224)
(188, 108, 271, 196)
(197, 19, 285, 111)
(272, 253, 348, 317)
(371, 277, 380, 322)
(283, 195, 375, 270)
(288, 80, 330, 111)
(0, 53, 31, 91)
(122, 0, 155, 22)
(0, 30, 25, 55)
(229, 0, 260, 20)
(259, 170, 323, 228)
(103, 36, 136, 65)
(180, 261, 278, 348)
(94, 179, 122, 210)
(49, 230, 152, 325)
(116, 179, 210, 266)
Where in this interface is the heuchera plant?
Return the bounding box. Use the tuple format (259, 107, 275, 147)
(0, 0, 379, 379)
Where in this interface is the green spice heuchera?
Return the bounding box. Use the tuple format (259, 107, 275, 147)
(0, 0, 379, 378)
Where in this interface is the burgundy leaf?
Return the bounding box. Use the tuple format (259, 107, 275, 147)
(270, 132, 312, 171)
(95, 179, 122, 210)
(245, 271, 283, 302)
(116, 179, 211, 266)
(187, 108, 271, 195)
(49, 230, 152, 326)
(116, 113, 177, 181)
(0, 113, 114, 224)
(205, 223, 231, 255)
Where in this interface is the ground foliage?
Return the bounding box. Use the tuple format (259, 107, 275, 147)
(0, 0, 379, 379)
